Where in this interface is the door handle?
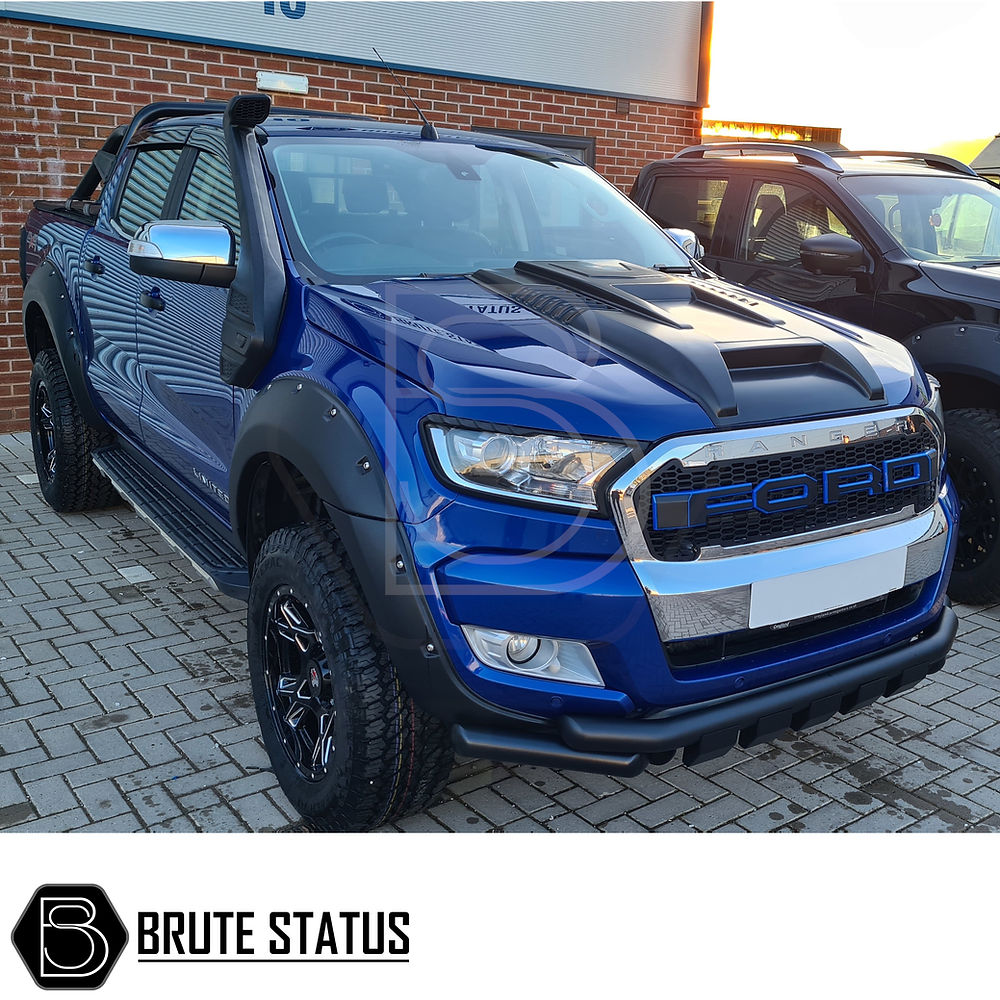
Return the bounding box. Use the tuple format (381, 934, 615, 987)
(83, 255, 104, 275)
(140, 289, 165, 311)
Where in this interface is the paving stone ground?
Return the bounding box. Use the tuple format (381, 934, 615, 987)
(2, 430, 1000, 833)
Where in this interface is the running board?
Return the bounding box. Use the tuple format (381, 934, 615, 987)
(93, 446, 249, 600)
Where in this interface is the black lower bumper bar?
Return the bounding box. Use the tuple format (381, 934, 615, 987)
(452, 606, 958, 777)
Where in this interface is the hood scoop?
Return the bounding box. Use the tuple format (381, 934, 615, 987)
(474, 260, 886, 425)
(508, 260, 694, 329)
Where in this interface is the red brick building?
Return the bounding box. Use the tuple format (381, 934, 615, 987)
(0, 2, 710, 431)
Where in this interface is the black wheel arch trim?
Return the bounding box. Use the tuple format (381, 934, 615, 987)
(230, 377, 394, 543)
(22, 263, 106, 429)
(904, 322, 1000, 396)
(230, 376, 538, 729)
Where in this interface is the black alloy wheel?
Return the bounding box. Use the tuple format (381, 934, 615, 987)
(28, 349, 118, 512)
(246, 521, 455, 831)
(32, 380, 57, 484)
(263, 587, 337, 781)
(944, 408, 1000, 605)
(950, 452, 997, 573)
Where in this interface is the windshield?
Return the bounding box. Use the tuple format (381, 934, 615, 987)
(843, 173, 1000, 265)
(265, 137, 690, 279)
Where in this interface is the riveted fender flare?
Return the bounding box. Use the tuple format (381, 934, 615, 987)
(231, 376, 466, 714)
(230, 377, 395, 542)
(903, 322, 1000, 391)
(21, 263, 105, 428)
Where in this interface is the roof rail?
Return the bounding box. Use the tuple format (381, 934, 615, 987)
(123, 101, 377, 146)
(123, 100, 229, 146)
(69, 123, 128, 202)
(673, 142, 842, 172)
(69, 96, 383, 205)
(836, 150, 979, 177)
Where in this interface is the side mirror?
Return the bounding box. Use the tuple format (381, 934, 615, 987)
(664, 227, 705, 260)
(800, 233, 866, 276)
(129, 220, 236, 287)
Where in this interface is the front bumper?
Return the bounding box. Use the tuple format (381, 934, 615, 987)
(630, 499, 949, 643)
(387, 412, 957, 773)
(411, 486, 955, 718)
(453, 604, 957, 775)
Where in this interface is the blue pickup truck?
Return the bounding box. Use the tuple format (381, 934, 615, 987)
(20, 95, 959, 830)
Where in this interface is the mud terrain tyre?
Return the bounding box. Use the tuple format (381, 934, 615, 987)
(28, 348, 118, 512)
(946, 408, 1000, 605)
(247, 522, 455, 831)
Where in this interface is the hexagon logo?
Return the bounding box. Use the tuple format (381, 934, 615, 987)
(11, 884, 128, 990)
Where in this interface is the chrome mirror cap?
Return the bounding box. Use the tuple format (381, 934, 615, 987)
(128, 220, 237, 288)
(128, 220, 235, 265)
(664, 227, 705, 260)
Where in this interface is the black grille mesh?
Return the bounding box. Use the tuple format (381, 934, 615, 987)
(636, 427, 938, 561)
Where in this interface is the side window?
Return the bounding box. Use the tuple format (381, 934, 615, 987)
(646, 177, 729, 254)
(115, 147, 184, 237)
(744, 180, 855, 267)
(179, 151, 241, 257)
(645, 175, 729, 253)
(936, 192, 995, 256)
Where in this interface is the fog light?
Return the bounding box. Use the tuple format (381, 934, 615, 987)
(506, 635, 541, 663)
(461, 626, 604, 687)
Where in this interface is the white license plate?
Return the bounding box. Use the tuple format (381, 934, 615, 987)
(749, 548, 908, 629)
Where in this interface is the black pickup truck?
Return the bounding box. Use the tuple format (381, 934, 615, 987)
(633, 143, 1000, 603)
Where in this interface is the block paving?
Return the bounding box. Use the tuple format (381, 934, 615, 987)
(2, 430, 1000, 833)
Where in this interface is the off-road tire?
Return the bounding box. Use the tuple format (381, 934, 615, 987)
(247, 522, 455, 831)
(28, 349, 118, 512)
(946, 408, 1000, 605)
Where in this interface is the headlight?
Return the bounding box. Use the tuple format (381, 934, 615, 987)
(427, 424, 633, 510)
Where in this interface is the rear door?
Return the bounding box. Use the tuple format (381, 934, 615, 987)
(135, 127, 241, 517)
(638, 169, 742, 270)
(717, 176, 878, 328)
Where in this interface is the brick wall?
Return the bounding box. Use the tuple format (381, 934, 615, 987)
(0, 16, 702, 432)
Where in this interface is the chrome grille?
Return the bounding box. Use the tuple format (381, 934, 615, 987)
(610, 409, 942, 566)
(635, 426, 938, 561)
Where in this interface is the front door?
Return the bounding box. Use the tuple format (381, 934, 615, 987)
(135, 130, 241, 517)
(717, 178, 877, 329)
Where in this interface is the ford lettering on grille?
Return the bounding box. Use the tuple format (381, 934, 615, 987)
(652, 450, 935, 530)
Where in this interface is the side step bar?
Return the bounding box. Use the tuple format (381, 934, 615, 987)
(92, 446, 249, 600)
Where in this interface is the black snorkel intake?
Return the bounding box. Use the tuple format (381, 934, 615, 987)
(220, 93, 288, 388)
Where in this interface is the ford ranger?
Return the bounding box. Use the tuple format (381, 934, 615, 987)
(20, 96, 959, 830)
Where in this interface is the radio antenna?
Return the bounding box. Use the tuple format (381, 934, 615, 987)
(372, 47, 438, 140)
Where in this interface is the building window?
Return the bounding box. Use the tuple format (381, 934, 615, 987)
(471, 127, 596, 168)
